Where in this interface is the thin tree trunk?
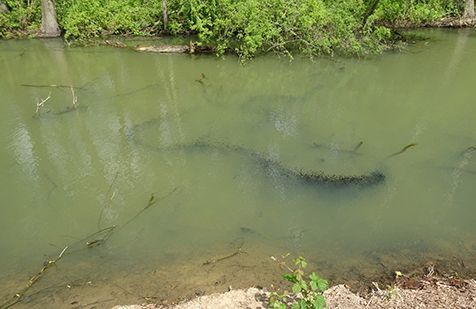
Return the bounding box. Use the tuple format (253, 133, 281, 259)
(162, 0, 168, 32)
(362, 0, 381, 27)
(40, 0, 60, 37)
(463, 0, 474, 18)
(0, 0, 9, 13)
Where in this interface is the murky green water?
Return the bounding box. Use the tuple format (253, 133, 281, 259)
(1, 29, 476, 307)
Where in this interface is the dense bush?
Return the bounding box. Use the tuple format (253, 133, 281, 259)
(0, 0, 464, 57)
(58, 0, 163, 39)
(0, 0, 41, 38)
(372, 0, 458, 25)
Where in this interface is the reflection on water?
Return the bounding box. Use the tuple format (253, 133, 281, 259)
(0, 29, 476, 307)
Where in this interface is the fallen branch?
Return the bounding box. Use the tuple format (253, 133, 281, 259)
(70, 86, 78, 108)
(1, 188, 179, 308)
(203, 243, 246, 266)
(135, 44, 215, 54)
(119, 187, 179, 230)
(22, 84, 83, 89)
(0, 246, 68, 309)
(97, 172, 119, 230)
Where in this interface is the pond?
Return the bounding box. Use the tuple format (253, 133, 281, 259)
(0, 29, 475, 308)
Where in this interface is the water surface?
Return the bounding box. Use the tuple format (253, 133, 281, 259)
(1, 29, 475, 307)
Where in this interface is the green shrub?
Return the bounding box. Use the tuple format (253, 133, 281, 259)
(0, 0, 465, 57)
(60, 0, 162, 39)
(269, 255, 328, 309)
(0, 0, 40, 38)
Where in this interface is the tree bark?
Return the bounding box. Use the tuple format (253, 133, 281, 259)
(362, 0, 381, 27)
(162, 0, 168, 32)
(463, 0, 475, 18)
(0, 0, 9, 13)
(40, 0, 60, 37)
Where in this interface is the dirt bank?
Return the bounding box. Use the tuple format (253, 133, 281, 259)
(113, 276, 476, 309)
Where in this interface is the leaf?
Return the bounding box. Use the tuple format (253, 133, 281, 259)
(310, 280, 318, 291)
(313, 295, 326, 309)
(291, 303, 301, 309)
(309, 272, 319, 281)
(283, 273, 297, 283)
(292, 282, 302, 293)
(294, 256, 308, 269)
(317, 278, 328, 292)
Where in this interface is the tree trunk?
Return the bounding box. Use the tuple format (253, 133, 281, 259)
(463, 0, 474, 18)
(40, 0, 60, 37)
(0, 0, 9, 13)
(362, 0, 381, 27)
(162, 0, 168, 32)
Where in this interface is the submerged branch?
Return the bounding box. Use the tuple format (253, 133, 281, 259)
(0, 246, 68, 309)
(22, 84, 84, 90)
(1, 186, 178, 308)
(386, 143, 417, 159)
(119, 187, 179, 230)
(202, 242, 246, 266)
(97, 172, 119, 230)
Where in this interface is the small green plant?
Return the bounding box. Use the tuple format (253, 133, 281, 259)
(269, 254, 328, 309)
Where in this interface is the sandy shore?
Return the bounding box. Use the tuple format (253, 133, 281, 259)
(112, 276, 476, 309)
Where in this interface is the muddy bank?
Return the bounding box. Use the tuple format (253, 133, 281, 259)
(113, 276, 476, 309)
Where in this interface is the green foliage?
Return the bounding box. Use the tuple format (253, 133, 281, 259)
(269, 255, 328, 309)
(59, 0, 163, 40)
(0, 0, 466, 57)
(0, 0, 41, 38)
(373, 0, 459, 25)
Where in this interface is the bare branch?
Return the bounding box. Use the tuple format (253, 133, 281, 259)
(70, 86, 78, 108)
(35, 92, 51, 114)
